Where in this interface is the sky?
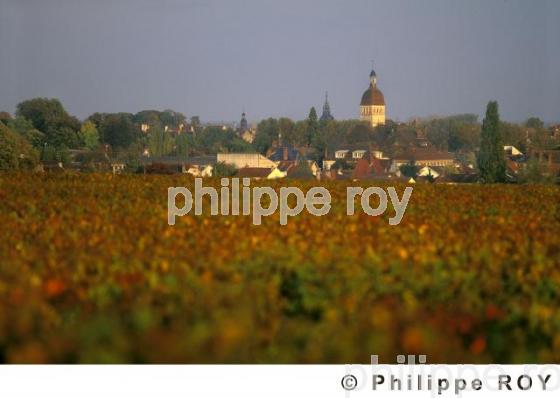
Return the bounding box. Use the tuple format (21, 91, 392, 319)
(1, 0, 559, 124)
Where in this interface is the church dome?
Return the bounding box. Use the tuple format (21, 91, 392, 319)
(360, 84, 385, 106)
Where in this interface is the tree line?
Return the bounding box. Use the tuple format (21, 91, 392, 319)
(0, 98, 556, 180)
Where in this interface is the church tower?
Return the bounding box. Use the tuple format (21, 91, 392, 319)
(239, 111, 248, 132)
(320, 92, 334, 121)
(360, 66, 386, 127)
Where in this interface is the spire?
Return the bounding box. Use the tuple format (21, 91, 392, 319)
(320, 91, 334, 121)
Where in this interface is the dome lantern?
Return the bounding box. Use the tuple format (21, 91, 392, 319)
(369, 68, 377, 86)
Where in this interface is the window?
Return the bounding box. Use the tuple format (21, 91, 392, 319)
(353, 150, 366, 159)
(335, 150, 348, 159)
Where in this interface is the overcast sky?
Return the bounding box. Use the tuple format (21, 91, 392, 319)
(1, 0, 559, 123)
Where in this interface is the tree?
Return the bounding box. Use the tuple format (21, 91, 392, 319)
(399, 163, 419, 178)
(288, 161, 314, 180)
(423, 119, 449, 150)
(41, 145, 70, 165)
(86, 112, 108, 129)
(305, 107, 318, 146)
(190, 116, 201, 134)
(160, 109, 186, 129)
(213, 162, 237, 177)
(0, 122, 39, 171)
(421, 114, 480, 152)
(0, 123, 19, 170)
(148, 125, 174, 157)
(254, 118, 280, 154)
(278, 117, 295, 144)
(318, 120, 339, 152)
(7, 116, 45, 148)
(477, 101, 506, 183)
(293, 121, 309, 147)
(175, 133, 190, 156)
(347, 122, 371, 143)
(501, 122, 527, 153)
(80, 121, 100, 150)
(0, 112, 12, 125)
(525, 117, 544, 130)
(133, 110, 162, 128)
(448, 122, 480, 152)
(518, 159, 554, 184)
(16, 98, 80, 148)
(99, 113, 140, 149)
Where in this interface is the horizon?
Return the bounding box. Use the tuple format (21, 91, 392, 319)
(1, 0, 559, 124)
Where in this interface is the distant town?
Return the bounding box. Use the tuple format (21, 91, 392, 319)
(1, 67, 559, 184)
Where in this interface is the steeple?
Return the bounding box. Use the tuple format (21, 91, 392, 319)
(320, 91, 334, 121)
(239, 110, 248, 132)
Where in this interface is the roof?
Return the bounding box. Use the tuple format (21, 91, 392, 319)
(393, 148, 454, 162)
(325, 143, 382, 160)
(237, 167, 272, 178)
(360, 84, 385, 106)
(268, 145, 299, 162)
(351, 157, 389, 180)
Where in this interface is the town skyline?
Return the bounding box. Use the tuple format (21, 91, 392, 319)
(1, 0, 559, 123)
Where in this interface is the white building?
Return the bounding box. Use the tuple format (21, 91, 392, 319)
(217, 153, 276, 169)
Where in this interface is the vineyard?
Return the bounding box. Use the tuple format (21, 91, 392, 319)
(0, 173, 559, 363)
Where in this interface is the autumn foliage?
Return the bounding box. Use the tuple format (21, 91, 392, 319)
(0, 173, 559, 363)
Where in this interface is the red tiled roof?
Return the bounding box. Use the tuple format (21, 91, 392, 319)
(351, 157, 389, 180)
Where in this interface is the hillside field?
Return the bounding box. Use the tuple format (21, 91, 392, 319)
(0, 174, 559, 363)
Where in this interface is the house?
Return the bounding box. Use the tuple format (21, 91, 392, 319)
(217, 153, 276, 169)
(391, 148, 455, 172)
(200, 164, 214, 177)
(323, 144, 386, 171)
(417, 166, 442, 179)
(306, 160, 321, 176)
(504, 145, 523, 157)
(268, 145, 299, 162)
(351, 156, 391, 180)
(111, 162, 126, 175)
(267, 167, 287, 180)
